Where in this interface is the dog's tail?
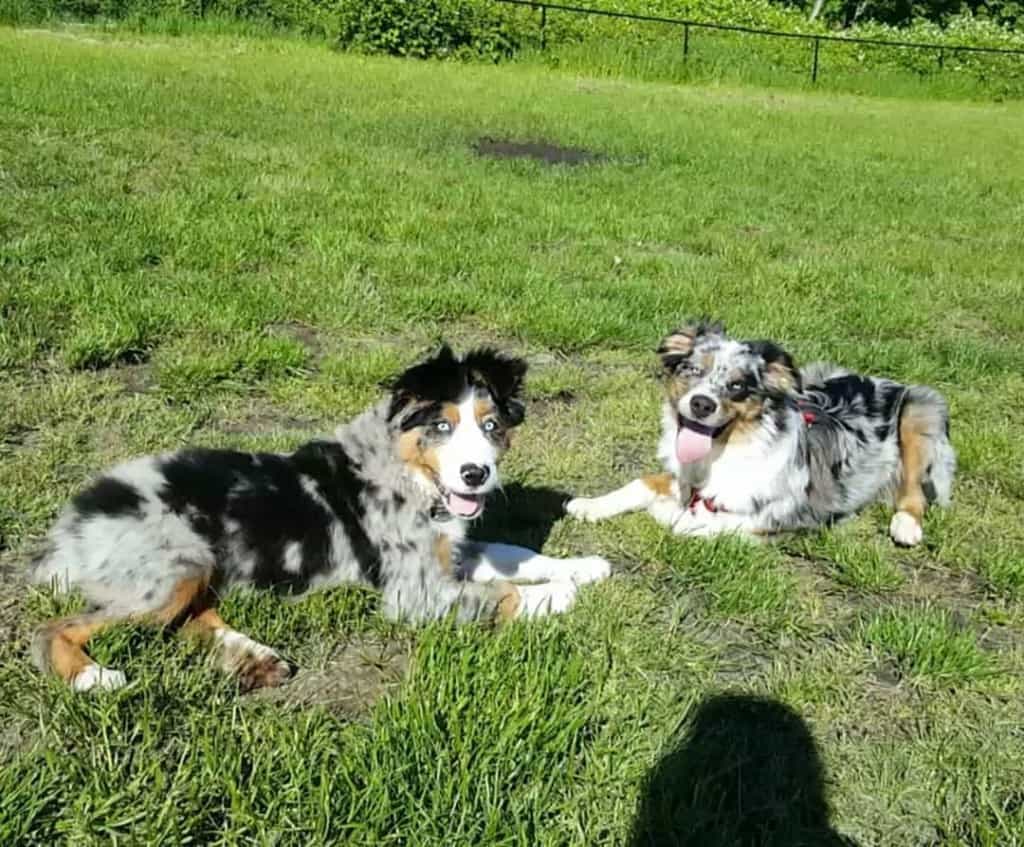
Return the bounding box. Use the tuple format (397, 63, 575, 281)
(900, 385, 955, 508)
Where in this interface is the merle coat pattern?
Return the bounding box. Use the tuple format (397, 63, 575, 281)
(31, 346, 611, 693)
(566, 321, 955, 546)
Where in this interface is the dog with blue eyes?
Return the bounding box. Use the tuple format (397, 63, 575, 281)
(31, 345, 611, 693)
(567, 320, 955, 545)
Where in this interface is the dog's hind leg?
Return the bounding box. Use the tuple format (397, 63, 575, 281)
(890, 388, 954, 547)
(31, 612, 127, 692)
(32, 573, 212, 692)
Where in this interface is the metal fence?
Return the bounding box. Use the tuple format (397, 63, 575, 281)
(495, 0, 1024, 83)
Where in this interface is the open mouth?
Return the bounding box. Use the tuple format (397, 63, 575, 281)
(443, 489, 486, 519)
(675, 414, 730, 464)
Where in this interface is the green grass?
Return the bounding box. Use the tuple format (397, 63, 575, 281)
(2, 24, 1024, 846)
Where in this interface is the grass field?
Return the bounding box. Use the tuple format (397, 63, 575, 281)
(2, 25, 1024, 846)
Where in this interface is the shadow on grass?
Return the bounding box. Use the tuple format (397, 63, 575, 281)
(631, 694, 856, 847)
(471, 482, 570, 552)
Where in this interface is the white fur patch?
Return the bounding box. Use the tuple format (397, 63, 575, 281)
(566, 480, 655, 523)
(890, 510, 923, 547)
(72, 664, 127, 692)
(283, 541, 303, 574)
(515, 582, 577, 618)
(213, 628, 279, 668)
(436, 392, 499, 497)
(464, 543, 613, 585)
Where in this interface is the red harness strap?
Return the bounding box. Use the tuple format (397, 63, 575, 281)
(688, 489, 724, 513)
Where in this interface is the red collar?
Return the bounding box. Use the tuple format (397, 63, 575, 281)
(688, 489, 724, 513)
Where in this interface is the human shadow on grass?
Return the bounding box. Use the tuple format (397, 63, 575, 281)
(630, 694, 857, 847)
(470, 482, 570, 552)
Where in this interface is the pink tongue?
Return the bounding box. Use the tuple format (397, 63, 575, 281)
(676, 427, 713, 464)
(447, 492, 483, 517)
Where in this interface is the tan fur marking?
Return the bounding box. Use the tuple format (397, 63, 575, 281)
(435, 534, 453, 576)
(642, 473, 674, 497)
(398, 428, 441, 482)
(181, 606, 229, 641)
(43, 617, 112, 683)
(721, 395, 767, 442)
(397, 401, 461, 482)
(895, 408, 929, 523)
(764, 360, 797, 394)
(494, 582, 521, 623)
(37, 576, 213, 684)
(148, 576, 210, 626)
(474, 395, 510, 450)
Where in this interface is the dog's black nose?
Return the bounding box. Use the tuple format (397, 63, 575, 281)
(460, 464, 490, 488)
(689, 395, 717, 420)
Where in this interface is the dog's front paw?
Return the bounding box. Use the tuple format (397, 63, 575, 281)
(516, 582, 578, 618)
(72, 664, 127, 693)
(889, 511, 923, 547)
(558, 556, 612, 585)
(565, 497, 610, 523)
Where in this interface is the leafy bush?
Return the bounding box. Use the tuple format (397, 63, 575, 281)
(335, 0, 526, 60)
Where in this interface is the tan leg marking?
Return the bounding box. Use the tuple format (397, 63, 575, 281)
(435, 534, 454, 577)
(895, 410, 929, 524)
(494, 582, 522, 623)
(641, 473, 675, 497)
(38, 616, 115, 684)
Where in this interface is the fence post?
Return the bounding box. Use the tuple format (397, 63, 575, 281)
(937, 47, 944, 69)
(540, 4, 547, 50)
(683, 23, 690, 59)
(811, 37, 821, 83)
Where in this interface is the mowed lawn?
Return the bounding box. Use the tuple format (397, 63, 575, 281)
(2, 25, 1024, 846)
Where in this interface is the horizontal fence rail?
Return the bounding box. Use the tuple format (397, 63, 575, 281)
(495, 0, 1024, 83)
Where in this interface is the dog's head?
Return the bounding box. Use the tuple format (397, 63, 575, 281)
(387, 345, 527, 519)
(657, 320, 801, 463)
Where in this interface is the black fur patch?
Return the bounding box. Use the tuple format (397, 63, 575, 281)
(72, 477, 145, 520)
(156, 445, 383, 592)
(387, 344, 528, 429)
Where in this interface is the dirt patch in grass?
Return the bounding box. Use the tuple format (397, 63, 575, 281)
(475, 137, 602, 166)
(253, 636, 409, 717)
(267, 321, 323, 363)
(112, 360, 157, 395)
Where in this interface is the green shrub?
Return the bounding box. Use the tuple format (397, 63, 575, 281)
(334, 0, 525, 60)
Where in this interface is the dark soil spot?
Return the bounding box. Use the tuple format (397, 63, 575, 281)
(253, 637, 409, 716)
(475, 137, 602, 166)
(112, 361, 156, 395)
(78, 347, 151, 372)
(219, 407, 321, 437)
(267, 322, 322, 362)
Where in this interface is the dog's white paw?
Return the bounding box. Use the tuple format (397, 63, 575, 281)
(565, 497, 612, 523)
(72, 664, 127, 693)
(890, 511, 923, 547)
(516, 582, 578, 618)
(558, 556, 612, 585)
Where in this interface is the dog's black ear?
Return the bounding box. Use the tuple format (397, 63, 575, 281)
(748, 340, 802, 396)
(657, 319, 725, 372)
(386, 344, 461, 422)
(464, 348, 528, 427)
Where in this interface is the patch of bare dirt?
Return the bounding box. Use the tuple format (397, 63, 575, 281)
(219, 407, 322, 437)
(267, 321, 323, 363)
(475, 137, 603, 166)
(253, 637, 409, 717)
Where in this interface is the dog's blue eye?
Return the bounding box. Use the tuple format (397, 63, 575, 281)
(436, 421, 452, 433)
(728, 381, 746, 394)
(482, 420, 496, 433)
(680, 363, 701, 376)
